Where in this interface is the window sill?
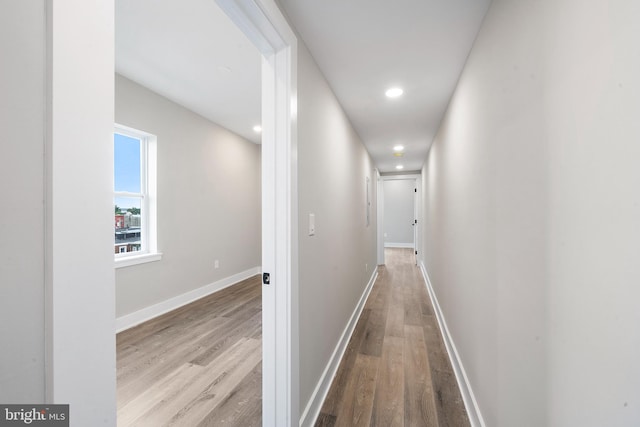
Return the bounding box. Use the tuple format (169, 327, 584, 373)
(115, 252, 163, 269)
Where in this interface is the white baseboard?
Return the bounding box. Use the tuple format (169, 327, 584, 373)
(116, 266, 261, 333)
(419, 261, 485, 427)
(299, 269, 378, 427)
(384, 242, 414, 249)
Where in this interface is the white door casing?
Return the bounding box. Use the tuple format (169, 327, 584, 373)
(378, 174, 421, 264)
(215, 1, 299, 425)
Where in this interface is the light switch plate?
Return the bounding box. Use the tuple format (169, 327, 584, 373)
(309, 213, 315, 236)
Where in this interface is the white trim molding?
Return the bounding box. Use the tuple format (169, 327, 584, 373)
(299, 269, 378, 427)
(215, 2, 299, 425)
(116, 266, 261, 333)
(419, 261, 486, 427)
(384, 242, 415, 249)
(114, 252, 162, 269)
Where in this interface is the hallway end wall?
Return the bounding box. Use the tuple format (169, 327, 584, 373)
(383, 179, 415, 248)
(420, 0, 640, 425)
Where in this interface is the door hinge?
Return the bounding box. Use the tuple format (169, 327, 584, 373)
(262, 272, 271, 285)
(415, 251, 418, 255)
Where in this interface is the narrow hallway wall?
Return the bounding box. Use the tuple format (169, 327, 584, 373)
(297, 43, 378, 413)
(421, 0, 640, 425)
(0, 0, 46, 403)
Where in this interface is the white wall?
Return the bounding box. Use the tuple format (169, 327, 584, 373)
(115, 74, 261, 318)
(383, 179, 415, 247)
(421, 0, 640, 425)
(297, 44, 378, 411)
(46, 0, 117, 424)
(0, 0, 46, 403)
(2, 3, 117, 424)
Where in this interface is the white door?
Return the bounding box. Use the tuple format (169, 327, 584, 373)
(383, 178, 416, 249)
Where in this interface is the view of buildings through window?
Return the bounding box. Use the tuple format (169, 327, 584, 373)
(114, 129, 146, 255)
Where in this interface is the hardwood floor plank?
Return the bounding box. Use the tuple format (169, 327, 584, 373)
(317, 248, 469, 427)
(117, 277, 259, 348)
(418, 285, 434, 316)
(368, 273, 390, 311)
(403, 292, 423, 326)
(196, 362, 262, 427)
(422, 314, 451, 373)
(359, 274, 389, 357)
(320, 308, 372, 416)
(117, 275, 262, 427)
(404, 324, 439, 426)
(117, 362, 205, 426)
(431, 368, 469, 427)
(335, 353, 379, 427)
(314, 413, 337, 427)
(359, 306, 387, 357)
(117, 316, 233, 406)
(371, 335, 404, 427)
(385, 275, 405, 338)
(189, 310, 261, 366)
(171, 344, 261, 426)
(139, 338, 261, 427)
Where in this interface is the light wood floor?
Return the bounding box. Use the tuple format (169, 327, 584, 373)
(117, 248, 468, 426)
(116, 275, 262, 427)
(315, 248, 470, 427)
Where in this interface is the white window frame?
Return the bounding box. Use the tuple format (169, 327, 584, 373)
(114, 124, 161, 268)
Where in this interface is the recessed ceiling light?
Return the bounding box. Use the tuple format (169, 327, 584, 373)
(393, 145, 404, 152)
(253, 125, 262, 133)
(396, 165, 404, 170)
(385, 87, 404, 98)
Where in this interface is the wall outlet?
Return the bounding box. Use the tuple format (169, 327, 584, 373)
(214, 260, 219, 269)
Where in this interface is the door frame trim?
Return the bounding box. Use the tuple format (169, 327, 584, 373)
(377, 173, 421, 265)
(215, 1, 299, 425)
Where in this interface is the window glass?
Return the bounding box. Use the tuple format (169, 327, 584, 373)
(114, 197, 142, 255)
(114, 125, 155, 261)
(114, 133, 141, 193)
(113, 126, 155, 258)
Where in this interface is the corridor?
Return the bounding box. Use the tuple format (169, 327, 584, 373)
(316, 248, 469, 426)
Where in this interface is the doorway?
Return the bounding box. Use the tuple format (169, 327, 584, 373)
(44, 1, 297, 425)
(378, 174, 420, 265)
(114, 0, 298, 425)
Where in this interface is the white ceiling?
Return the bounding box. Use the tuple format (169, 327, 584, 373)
(116, 0, 491, 172)
(278, 0, 491, 173)
(115, 0, 262, 143)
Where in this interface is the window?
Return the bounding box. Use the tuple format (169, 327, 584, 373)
(114, 124, 160, 267)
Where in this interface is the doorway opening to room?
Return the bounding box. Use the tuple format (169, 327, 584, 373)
(113, 1, 297, 425)
(378, 175, 420, 266)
